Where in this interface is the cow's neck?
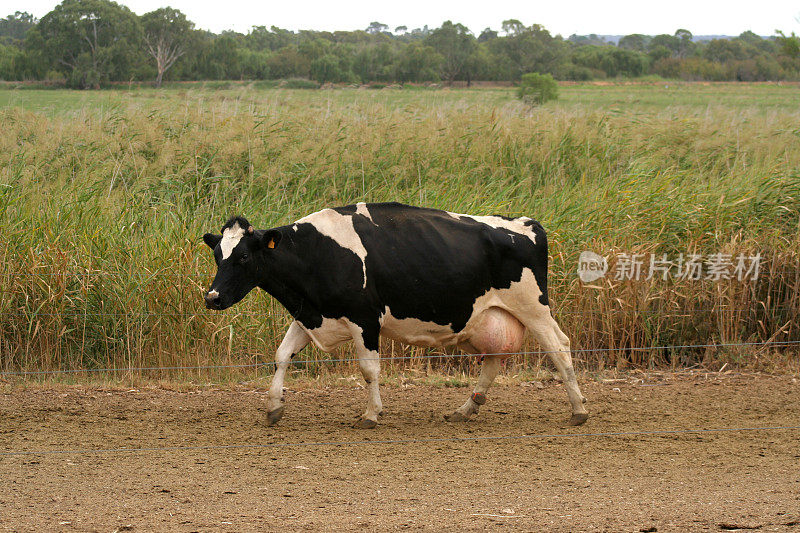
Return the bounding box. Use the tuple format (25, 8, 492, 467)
(257, 246, 317, 321)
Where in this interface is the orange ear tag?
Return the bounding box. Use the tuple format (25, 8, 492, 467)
(267, 239, 276, 249)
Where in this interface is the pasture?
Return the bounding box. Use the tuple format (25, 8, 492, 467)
(1, 82, 799, 530)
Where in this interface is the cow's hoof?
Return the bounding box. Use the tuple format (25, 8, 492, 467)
(567, 413, 589, 426)
(267, 406, 284, 426)
(353, 418, 378, 429)
(444, 411, 470, 423)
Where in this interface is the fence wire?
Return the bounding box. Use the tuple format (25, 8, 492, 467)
(2, 271, 575, 277)
(2, 306, 796, 318)
(3, 269, 798, 277)
(2, 339, 798, 376)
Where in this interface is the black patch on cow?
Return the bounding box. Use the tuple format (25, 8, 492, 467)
(205, 203, 551, 350)
(333, 205, 358, 216)
(351, 204, 551, 326)
(222, 215, 252, 232)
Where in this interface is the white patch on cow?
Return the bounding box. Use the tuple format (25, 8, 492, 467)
(380, 307, 458, 347)
(467, 268, 548, 323)
(296, 208, 369, 288)
(298, 317, 355, 352)
(446, 212, 537, 244)
(355, 202, 376, 224)
(207, 289, 219, 298)
(292, 224, 298, 232)
(220, 222, 246, 260)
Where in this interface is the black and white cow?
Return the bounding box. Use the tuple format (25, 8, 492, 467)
(203, 202, 588, 428)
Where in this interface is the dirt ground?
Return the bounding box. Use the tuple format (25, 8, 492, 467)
(1, 373, 799, 532)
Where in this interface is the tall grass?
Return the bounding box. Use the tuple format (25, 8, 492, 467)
(0, 84, 798, 378)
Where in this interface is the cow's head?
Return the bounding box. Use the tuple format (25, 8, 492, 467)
(202, 216, 281, 310)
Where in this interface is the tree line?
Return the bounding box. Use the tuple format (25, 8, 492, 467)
(1, 1, 799, 88)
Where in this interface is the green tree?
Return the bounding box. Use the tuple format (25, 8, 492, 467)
(33, 0, 141, 88)
(775, 30, 800, 59)
(0, 11, 36, 43)
(297, 37, 330, 64)
(618, 34, 649, 51)
(648, 44, 672, 63)
(141, 7, 195, 87)
(501, 19, 525, 36)
(366, 22, 389, 35)
(568, 34, 607, 45)
(310, 53, 356, 83)
(478, 28, 498, 42)
(266, 45, 310, 78)
(517, 72, 558, 104)
(0, 43, 23, 78)
(244, 26, 294, 52)
(571, 45, 647, 78)
(674, 29, 694, 58)
(425, 21, 475, 84)
(396, 42, 441, 82)
(704, 39, 745, 63)
(238, 48, 270, 79)
(489, 22, 566, 79)
(649, 34, 680, 56)
(463, 45, 492, 85)
(195, 33, 244, 79)
(19, 27, 51, 79)
(352, 42, 395, 82)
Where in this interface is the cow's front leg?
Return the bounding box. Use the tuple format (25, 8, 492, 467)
(267, 321, 310, 426)
(351, 327, 382, 429)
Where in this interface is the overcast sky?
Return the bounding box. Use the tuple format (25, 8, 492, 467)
(8, 0, 800, 37)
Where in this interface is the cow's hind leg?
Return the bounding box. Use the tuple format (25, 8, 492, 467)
(267, 321, 311, 426)
(351, 326, 382, 429)
(444, 355, 502, 422)
(445, 308, 524, 422)
(523, 312, 588, 426)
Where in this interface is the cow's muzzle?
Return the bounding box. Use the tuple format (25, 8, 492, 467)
(204, 291, 222, 310)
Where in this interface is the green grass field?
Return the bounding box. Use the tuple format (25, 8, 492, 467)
(1, 82, 798, 379)
(2, 81, 799, 114)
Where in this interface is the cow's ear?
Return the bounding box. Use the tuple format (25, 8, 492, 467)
(203, 233, 222, 250)
(262, 229, 282, 250)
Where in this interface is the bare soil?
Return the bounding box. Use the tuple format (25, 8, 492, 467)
(1, 373, 799, 532)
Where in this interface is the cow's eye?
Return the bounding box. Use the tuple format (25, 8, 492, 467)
(239, 254, 249, 264)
